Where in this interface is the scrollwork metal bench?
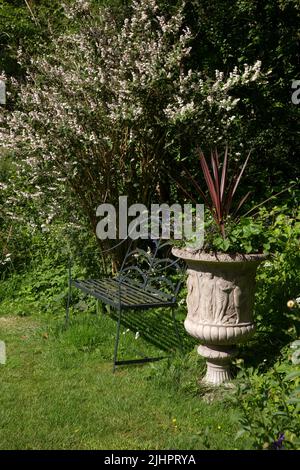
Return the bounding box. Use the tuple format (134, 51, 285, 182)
(65, 239, 184, 371)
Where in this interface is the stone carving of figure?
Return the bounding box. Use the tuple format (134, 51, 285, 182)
(233, 275, 253, 323)
(200, 272, 214, 323)
(233, 285, 242, 324)
(214, 277, 236, 324)
(187, 271, 215, 323)
(187, 271, 201, 318)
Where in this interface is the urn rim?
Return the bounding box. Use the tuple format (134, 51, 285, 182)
(172, 247, 267, 263)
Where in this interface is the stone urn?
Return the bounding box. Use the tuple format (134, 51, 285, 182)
(172, 248, 266, 385)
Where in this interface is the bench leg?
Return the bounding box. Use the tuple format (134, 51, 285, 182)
(65, 277, 72, 327)
(113, 308, 122, 372)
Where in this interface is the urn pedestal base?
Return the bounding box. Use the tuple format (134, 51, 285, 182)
(198, 344, 238, 386)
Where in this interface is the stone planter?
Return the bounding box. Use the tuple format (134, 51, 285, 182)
(172, 248, 266, 385)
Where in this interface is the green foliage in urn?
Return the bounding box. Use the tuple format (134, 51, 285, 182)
(204, 204, 300, 255)
(177, 145, 299, 254)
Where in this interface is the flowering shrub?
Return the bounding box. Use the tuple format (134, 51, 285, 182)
(0, 0, 266, 267)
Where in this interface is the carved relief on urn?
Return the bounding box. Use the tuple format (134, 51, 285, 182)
(173, 248, 266, 385)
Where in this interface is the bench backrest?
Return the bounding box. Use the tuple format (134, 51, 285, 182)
(117, 238, 184, 301)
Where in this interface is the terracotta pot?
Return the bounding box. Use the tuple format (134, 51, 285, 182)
(172, 248, 266, 385)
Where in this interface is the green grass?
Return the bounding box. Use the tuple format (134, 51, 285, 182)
(0, 306, 251, 450)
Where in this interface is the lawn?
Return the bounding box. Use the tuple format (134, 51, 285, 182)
(0, 310, 250, 450)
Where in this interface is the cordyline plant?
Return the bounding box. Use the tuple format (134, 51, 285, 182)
(178, 147, 251, 239)
(199, 147, 251, 238)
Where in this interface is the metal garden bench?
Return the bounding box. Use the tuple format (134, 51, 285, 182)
(65, 239, 184, 371)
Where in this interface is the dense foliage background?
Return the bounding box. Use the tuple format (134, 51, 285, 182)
(1, 0, 299, 269)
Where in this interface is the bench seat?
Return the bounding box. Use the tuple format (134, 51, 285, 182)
(72, 278, 175, 310)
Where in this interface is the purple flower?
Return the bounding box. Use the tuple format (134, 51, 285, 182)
(271, 433, 285, 450)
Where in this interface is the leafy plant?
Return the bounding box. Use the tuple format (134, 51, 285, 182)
(202, 204, 300, 254)
(234, 339, 300, 450)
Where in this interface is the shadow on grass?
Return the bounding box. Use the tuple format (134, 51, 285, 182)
(62, 263, 300, 374)
(62, 303, 296, 373)
(107, 307, 196, 355)
(57, 303, 196, 364)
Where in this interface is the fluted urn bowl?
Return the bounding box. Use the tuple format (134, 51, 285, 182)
(172, 248, 266, 385)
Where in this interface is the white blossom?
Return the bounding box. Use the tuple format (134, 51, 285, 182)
(0, 0, 267, 263)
